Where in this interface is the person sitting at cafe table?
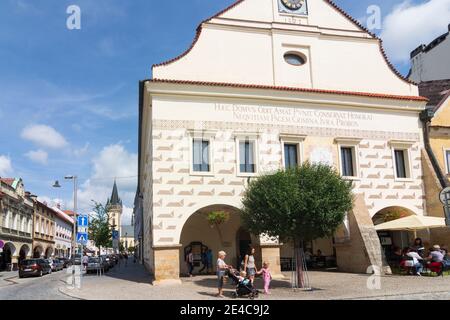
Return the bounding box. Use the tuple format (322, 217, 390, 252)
(412, 238, 425, 257)
(406, 248, 423, 276)
(426, 245, 444, 263)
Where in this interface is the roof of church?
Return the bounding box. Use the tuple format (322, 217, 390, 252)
(107, 180, 122, 206)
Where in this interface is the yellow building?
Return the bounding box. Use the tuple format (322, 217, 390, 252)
(419, 79, 450, 245)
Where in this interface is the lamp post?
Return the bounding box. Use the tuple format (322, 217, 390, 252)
(53, 175, 80, 286)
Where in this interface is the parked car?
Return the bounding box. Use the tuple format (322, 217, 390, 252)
(51, 259, 64, 271)
(100, 255, 113, 270)
(86, 257, 104, 273)
(58, 257, 72, 268)
(72, 254, 81, 266)
(19, 259, 52, 278)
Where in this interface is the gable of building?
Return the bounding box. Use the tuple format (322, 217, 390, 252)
(152, 0, 418, 97)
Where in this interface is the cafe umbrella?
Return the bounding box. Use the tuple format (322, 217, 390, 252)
(374, 215, 446, 248)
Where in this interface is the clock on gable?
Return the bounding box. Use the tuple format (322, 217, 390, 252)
(278, 0, 308, 15)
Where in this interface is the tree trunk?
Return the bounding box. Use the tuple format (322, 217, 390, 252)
(294, 239, 304, 288)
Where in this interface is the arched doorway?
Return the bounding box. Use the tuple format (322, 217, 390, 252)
(1, 243, 16, 271)
(19, 245, 30, 265)
(236, 228, 252, 268)
(372, 206, 417, 260)
(33, 246, 43, 258)
(179, 204, 253, 276)
(45, 247, 53, 259)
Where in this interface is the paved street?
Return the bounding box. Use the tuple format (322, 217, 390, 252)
(2, 259, 450, 300)
(0, 270, 77, 300)
(57, 259, 450, 300)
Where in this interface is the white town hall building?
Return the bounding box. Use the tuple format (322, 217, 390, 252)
(135, 0, 428, 284)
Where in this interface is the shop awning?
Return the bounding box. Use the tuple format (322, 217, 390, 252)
(374, 215, 446, 231)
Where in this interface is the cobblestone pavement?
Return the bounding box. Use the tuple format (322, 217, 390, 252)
(0, 269, 77, 300)
(58, 260, 450, 300)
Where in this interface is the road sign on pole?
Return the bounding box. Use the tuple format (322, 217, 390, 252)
(77, 215, 89, 227)
(77, 232, 88, 245)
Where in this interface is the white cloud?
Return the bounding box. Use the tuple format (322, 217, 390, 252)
(21, 124, 68, 149)
(0, 155, 13, 176)
(380, 0, 450, 63)
(75, 144, 137, 224)
(73, 143, 90, 158)
(25, 149, 48, 165)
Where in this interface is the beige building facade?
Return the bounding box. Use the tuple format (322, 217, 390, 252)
(32, 201, 56, 259)
(137, 0, 429, 284)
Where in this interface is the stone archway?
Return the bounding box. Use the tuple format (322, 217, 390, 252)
(179, 204, 247, 276)
(33, 245, 43, 258)
(372, 206, 419, 258)
(1, 243, 16, 271)
(45, 247, 53, 259)
(19, 244, 30, 265)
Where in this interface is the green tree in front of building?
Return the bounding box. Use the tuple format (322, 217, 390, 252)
(89, 202, 112, 251)
(241, 162, 354, 288)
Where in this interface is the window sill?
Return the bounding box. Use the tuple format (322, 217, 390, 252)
(394, 178, 414, 183)
(189, 171, 215, 177)
(342, 176, 360, 181)
(237, 173, 258, 178)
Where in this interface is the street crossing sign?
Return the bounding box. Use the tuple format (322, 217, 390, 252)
(77, 232, 88, 244)
(77, 215, 89, 227)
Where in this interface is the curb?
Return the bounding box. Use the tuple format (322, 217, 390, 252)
(58, 286, 86, 300)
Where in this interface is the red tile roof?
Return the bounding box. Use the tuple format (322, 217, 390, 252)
(64, 210, 76, 217)
(151, 78, 428, 102)
(0, 178, 15, 186)
(152, 0, 415, 85)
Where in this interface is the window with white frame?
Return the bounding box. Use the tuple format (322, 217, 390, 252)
(445, 149, 450, 174)
(390, 140, 414, 180)
(280, 135, 306, 169)
(238, 139, 256, 174)
(192, 139, 211, 172)
(189, 130, 214, 175)
(335, 138, 361, 179)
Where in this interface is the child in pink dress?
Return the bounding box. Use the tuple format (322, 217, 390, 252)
(257, 261, 272, 294)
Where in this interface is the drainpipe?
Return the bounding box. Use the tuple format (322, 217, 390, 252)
(420, 109, 449, 188)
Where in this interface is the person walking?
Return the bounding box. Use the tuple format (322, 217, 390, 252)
(206, 249, 213, 274)
(199, 248, 208, 274)
(257, 261, 272, 294)
(82, 254, 89, 272)
(186, 249, 194, 277)
(243, 247, 257, 284)
(216, 251, 230, 298)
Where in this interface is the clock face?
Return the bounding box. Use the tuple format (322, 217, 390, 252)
(281, 0, 305, 10)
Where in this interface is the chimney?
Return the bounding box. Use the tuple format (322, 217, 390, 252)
(25, 191, 31, 197)
(56, 203, 61, 209)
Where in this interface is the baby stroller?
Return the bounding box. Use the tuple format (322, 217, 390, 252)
(228, 269, 259, 299)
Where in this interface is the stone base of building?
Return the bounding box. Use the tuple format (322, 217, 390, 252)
(335, 194, 391, 275)
(260, 244, 284, 280)
(152, 245, 182, 285)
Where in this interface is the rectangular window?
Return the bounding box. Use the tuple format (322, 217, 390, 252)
(192, 139, 210, 172)
(239, 140, 255, 173)
(284, 144, 299, 169)
(446, 150, 450, 174)
(394, 150, 407, 179)
(341, 147, 355, 177)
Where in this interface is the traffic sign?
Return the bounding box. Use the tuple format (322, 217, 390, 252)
(77, 215, 89, 227)
(78, 226, 88, 233)
(77, 232, 88, 244)
(112, 230, 119, 240)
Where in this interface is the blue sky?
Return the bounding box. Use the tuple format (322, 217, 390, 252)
(0, 0, 449, 224)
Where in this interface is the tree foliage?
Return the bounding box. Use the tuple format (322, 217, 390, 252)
(241, 162, 354, 243)
(89, 202, 112, 249)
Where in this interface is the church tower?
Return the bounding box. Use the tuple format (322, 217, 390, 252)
(106, 180, 122, 235)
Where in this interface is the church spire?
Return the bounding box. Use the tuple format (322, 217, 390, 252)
(109, 180, 122, 206)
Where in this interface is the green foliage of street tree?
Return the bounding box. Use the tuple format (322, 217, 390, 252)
(89, 202, 112, 251)
(241, 162, 354, 287)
